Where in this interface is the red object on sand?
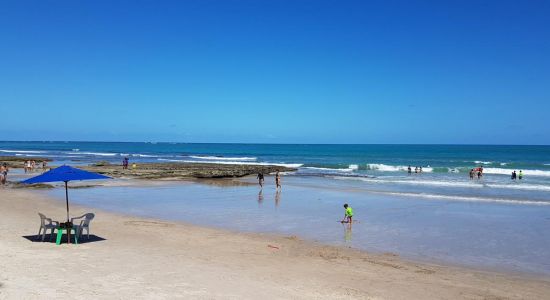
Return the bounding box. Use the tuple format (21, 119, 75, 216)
(268, 245, 280, 249)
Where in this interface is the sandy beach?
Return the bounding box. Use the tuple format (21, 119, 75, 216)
(1, 187, 550, 299)
(3, 0, 549, 297)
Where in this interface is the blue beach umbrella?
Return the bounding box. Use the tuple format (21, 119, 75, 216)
(21, 165, 111, 223)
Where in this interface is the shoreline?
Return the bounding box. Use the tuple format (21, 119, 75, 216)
(9, 173, 550, 277)
(7, 170, 550, 276)
(1, 188, 550, 299)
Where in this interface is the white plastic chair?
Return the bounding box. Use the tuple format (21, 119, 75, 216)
(71, 213, 95, 240)
(37, 213, 58, 242)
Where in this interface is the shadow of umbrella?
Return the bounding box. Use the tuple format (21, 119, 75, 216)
(22, 234, 107, 244)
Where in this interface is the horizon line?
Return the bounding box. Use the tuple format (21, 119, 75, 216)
(1, 140, 549, 146)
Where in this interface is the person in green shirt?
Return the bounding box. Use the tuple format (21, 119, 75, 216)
(341, 203, 353, 224)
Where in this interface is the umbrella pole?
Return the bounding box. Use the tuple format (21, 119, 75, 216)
(64, 181, 69, 223)
(65, 181, 71, 244)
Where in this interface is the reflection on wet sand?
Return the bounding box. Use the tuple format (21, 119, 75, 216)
(192, 178, 256, 187)
(275, 190, 281, 207)
(343, 224, 352, 242)
(258, 190, 264, 205)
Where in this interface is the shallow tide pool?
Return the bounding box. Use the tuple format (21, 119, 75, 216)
(47, 176, 550, 276)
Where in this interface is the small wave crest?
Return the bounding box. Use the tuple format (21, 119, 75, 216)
(302, 164, 359, 173)
(188, 155, 257, 161)
(473, 161, 492, 165)
(157, 158, 302, 168)
(483, 167, 550, 177)
(377, 191, 550, 206)
(65, 151, 118, 156)
(332, 176, 550, 191)
(366, 164, 433, 172)
(131, 154, 160, 158)
(0, 149, 46, 154)
(15, 154, 79, 158)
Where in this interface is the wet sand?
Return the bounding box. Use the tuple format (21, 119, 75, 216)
(1, 188, 550, 299)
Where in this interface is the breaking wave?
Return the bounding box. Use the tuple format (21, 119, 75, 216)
(131, 154, 160, 158)
(64, 151, 118, 156)
(366, 164, 433, 172)
(157, 158, 302, 168)
(473, 161, 492, 165)
(331, 176, 550, 191)
(0, 149, 46, 154)
(482, 168, 550, 177)
(188, 155, 257, 161)
(301, 164, 359, 173)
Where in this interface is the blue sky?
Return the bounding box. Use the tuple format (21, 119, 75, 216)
(1, 0, 548, 144)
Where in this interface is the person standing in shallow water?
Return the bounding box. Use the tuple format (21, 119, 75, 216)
(275, 171, 281, 190)
(341, 203, 353, 225)
(519, 170, 523, 180)
(1, 163, 8, 185)
(257, 172, 264, 188)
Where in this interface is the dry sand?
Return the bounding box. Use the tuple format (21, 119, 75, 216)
(1, 188, 550, 299)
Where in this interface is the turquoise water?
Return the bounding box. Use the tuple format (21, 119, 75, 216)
(1, 142, 549, 172)
(3, 141, 550, 204)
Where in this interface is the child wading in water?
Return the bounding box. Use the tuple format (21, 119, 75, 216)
(341, 203, 353, 224)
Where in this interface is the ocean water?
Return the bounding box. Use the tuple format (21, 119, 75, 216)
(2, 141, 550, 205)
(1, 141, 549, 172)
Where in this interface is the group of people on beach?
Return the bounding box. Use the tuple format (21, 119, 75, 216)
(407, 165, 423, 174)
(0, 163, 8, 185)
(511, 170, 523, 180)
(469, 166, 484, 179)
(257, 171, 282, 190)
(257, 170, 354, 227)
(23, 160, 47, 173)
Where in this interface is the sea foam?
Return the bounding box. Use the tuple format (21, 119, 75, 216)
(473, 161, 492, 165)
(131, 154, 160, 158)
(366, 164, 433, 172)
(0, 149, 46, 154)
(65, 151, 118, 156)
(332, 176, 550, 192)
(189, 155, 257, 161)
(302, 164, 358, 173)
(157, 158, 302, 168)
(483, 168, 550, 177)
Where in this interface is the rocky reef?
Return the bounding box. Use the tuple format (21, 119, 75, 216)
(81, 162, 295, 179)
(1, 155, 296, 180)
